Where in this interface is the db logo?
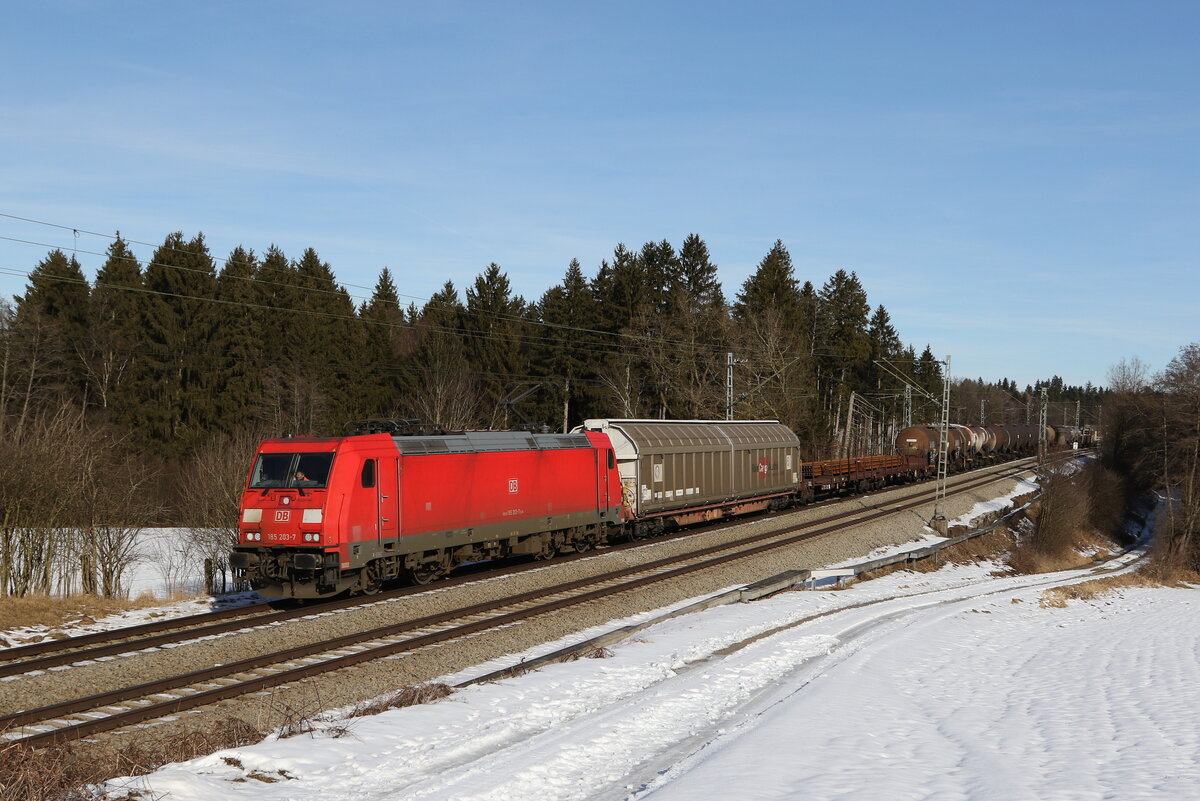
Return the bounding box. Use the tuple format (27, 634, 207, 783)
(274, 510, 291, 522)
(508, 479, 519, 494)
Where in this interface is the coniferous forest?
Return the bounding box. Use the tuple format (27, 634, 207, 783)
(0, 231, 1107, 596)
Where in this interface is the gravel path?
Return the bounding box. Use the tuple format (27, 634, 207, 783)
(7, 461, 1034, 752)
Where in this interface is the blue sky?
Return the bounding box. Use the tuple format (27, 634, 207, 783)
(1, 1, 1195, 388)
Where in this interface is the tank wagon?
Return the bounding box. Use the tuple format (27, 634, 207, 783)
(1047, 424, 1097, 448)
(895, 423, 1053, 463)
(233, 419, 936, 598)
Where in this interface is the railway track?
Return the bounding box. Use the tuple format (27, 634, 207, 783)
(1, 455, 1055, 748)
(0, 453, 1061, 679)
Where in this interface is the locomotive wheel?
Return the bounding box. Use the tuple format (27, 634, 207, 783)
(408, 564, 441, 585)
(359, 562, 385, 595)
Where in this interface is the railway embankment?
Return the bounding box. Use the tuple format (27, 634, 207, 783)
(1, 460, 1039, 747)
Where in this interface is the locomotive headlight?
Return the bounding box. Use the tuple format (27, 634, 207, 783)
(303, 532, 321, 543)
(242, 508, 263, 523)
(302, 508, 323, 524)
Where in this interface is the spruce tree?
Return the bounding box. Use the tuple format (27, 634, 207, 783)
(463, 263, 529, 428)
(817, 269, 871, 364)
(360, 267, 406, 415)
(815, 269, 871, 427)
(915, 344, 943, 397)
(293, 247, 365, 427)
(400, 281, 478, 428)
(730, 241, 813, 437)
(254, 245, 297, 363)
(678, 233, 725, 309)
(135, 232, 219, 453)
(594, 244, 648, 334)
(91, 235, 144, 419)
(644, 236, 729, 419)
(865, 304, 903, 388)
(639, 239, 681, 314)
(15, 249, 92, 405)
(211, 246, 264, 434)
(533, 259, 600, 429)
(733, 240, 802, 325)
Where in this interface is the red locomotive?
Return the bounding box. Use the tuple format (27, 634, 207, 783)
(231, 426, 622, 597)
(231, 417, 1074, 598)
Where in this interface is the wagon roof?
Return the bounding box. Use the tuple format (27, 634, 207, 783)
(578, 419, 799, 452)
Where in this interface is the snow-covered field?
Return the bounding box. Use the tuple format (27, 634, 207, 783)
(124, 527, 218, 599)
(92, 498, 1198, 801)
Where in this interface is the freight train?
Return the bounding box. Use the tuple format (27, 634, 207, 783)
(231, 418, 1091, 598)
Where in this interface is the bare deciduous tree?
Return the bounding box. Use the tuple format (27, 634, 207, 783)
(1154, 345, 1200, 570)
(175, 429, 266, 592)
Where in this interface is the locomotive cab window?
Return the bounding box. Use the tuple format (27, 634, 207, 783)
(361, 459, 377, 488)
(607, 450, 615, 470)
(249, 452, 334, 489)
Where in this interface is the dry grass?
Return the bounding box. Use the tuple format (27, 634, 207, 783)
(849, 525, 1017, 583)
(1038, 570, 1173, 608)
(500, 643, 616, 679)
(0, 716, 260, 801)
(348, 683, 454, 719)
(1007, 544, 1097, 575)
(1141, 555, 1200, 586)
(913, 527, 1016, 573)
(0, 591, 196, 634)
(559, 645, 614, 661)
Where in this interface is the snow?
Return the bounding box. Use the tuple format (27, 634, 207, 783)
(91, 490, 1200, 801)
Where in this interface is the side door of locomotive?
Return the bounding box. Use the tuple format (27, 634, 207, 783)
(349, 457, 380, 543)
(595, 447, 611, 513)
(378, 457, 399, 542)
